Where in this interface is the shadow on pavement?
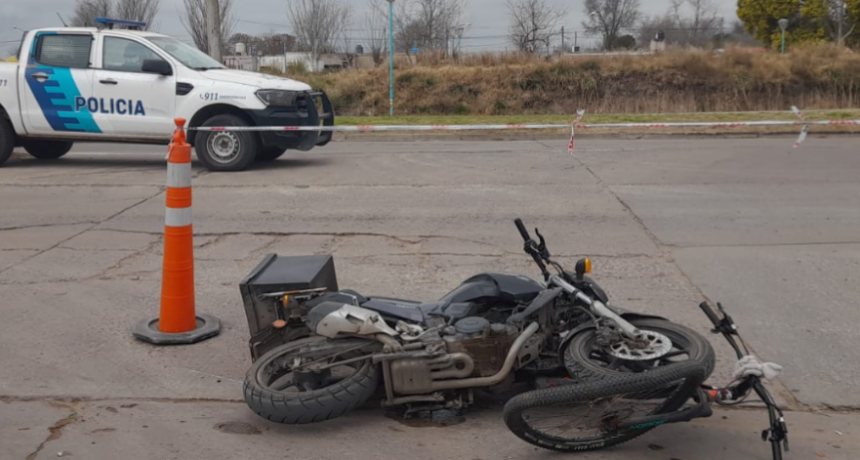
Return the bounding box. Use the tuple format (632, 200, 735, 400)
(1, 153, 331, 172)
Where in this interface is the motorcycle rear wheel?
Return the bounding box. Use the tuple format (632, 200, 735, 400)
(504, 360, 706, 452)
(243, 337, 380, 424)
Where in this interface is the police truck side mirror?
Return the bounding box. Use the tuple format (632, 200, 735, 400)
(142, 59, 172, 76)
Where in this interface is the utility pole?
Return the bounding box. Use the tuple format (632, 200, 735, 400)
(205, 0, 223, 62)
(561, 26, 565, 54)
(778, 18, 788, 55)
(446, 27, 450, 58)
(387, 0, 395, 116)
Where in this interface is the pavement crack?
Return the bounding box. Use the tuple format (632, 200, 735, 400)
(25, 402, 81, 460)
(0, 222, 99, 232)
(0, 191, 163, 276)
(90, 238, 162, 281)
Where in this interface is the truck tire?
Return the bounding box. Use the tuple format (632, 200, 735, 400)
(0, 117, 14, 167)
(194, 114, 259, 172)
(23, 140, 73, 160)
(255, 147, 288, 162)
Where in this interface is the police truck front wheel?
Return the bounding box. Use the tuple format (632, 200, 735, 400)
(23, 140, 73, 160)
(194, 114, 259, 172)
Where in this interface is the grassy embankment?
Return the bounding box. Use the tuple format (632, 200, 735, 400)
(267, 45, 860, 127)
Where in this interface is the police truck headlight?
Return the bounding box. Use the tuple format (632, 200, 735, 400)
(255, 90, 297, 107)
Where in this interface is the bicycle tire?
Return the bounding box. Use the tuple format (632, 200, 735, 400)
(503, 360, 706, 452)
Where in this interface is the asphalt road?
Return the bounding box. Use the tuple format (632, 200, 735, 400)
(1, 136, 858, 459)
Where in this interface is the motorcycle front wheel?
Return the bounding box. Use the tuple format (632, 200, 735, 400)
(564, 319, 715, 383)
(243, 337, 381, 424)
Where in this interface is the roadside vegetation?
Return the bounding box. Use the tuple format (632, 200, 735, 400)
(270, 45, 860, 117)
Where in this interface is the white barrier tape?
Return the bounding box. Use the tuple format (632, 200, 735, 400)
(185, 119, 860, 133)
(791, 106, 810, 148)
(569, 109, 587, 155)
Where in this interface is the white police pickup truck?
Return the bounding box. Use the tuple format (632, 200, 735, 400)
(0, 19, 333, 171)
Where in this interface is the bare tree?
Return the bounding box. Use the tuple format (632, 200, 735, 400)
(115, 0, 161, 29)
(181, 0, 235, 55)
(583, 0, 641, 50)
(392, 0, 466, 53)
(669, 0, 724, 47)
(287, 0, 352, 70)
(507, 0, 567, 53)
(821, 0, 857, 46)
(364, 0, 389, 65)
(70, 0, 113, 27)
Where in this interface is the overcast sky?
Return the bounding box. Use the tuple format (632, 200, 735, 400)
(1, 0, 739, 55)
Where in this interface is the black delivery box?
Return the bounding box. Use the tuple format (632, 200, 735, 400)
(239, 254, 338, 358)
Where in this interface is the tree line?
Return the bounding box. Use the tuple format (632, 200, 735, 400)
(68, 0, 860, 64)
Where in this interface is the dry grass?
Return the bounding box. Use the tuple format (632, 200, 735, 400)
(270, 45, 860, 116)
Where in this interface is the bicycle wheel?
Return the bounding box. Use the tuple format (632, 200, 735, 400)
(504, 361, 706, 452)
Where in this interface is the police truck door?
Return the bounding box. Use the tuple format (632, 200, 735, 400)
(92, 35, 175, 138)
(21, 32, 100, 136)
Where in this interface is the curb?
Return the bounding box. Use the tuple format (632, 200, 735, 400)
(335, 130, 858, 143)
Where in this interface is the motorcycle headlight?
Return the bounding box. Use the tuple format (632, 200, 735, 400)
(256, 89, 297, 107)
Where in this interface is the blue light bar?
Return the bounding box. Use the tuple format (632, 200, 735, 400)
(94, 18, 148, 29)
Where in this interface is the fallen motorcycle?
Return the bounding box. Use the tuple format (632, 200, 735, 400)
(238, 219, 787, 459)
(239, 219, 713, 418)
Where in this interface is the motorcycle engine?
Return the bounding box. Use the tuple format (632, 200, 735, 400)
(443, 317, 518, 377)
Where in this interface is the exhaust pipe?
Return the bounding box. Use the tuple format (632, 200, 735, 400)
(429, 322, 539, 391)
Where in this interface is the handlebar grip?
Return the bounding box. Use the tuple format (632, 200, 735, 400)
(514, 218, 531, 241)
(699, 302, 722, 328)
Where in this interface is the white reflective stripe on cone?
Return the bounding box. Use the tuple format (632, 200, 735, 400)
(167, 163, 192, 188)
(165, 207, 193, 228)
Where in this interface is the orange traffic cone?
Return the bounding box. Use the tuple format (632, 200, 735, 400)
(134, 118, 220, 345)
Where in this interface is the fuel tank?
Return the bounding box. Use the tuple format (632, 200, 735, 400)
(440, 273, 542, 304)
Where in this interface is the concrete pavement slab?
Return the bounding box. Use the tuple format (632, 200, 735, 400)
(1, 400, 855, 460)
(0, 400, 76, 460)
(0, 225, 94, 251)
(3, 137, 860, 456)
(99, 184, 660, 258)
(0, 185, 162, 229)
(1, 248, 139, 284)
(614, 183, 860, 247)
(0, 250, 40, 272)
(61, 230, 159, 252)
(674, 244, 860, 408)
(578, 138, 860, 186)
(196, 140, 595, 188)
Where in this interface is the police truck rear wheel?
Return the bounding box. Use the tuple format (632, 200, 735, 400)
(23, 140, 73, 160)
(194, 114, 259, 172)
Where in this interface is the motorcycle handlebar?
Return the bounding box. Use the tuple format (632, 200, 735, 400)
(514, 218, 531, 242)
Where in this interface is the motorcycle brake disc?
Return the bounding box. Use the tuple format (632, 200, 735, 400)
(607, 330, 673, 361)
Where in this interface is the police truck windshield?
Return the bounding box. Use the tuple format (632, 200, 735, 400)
(147, 37, 226, 71)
